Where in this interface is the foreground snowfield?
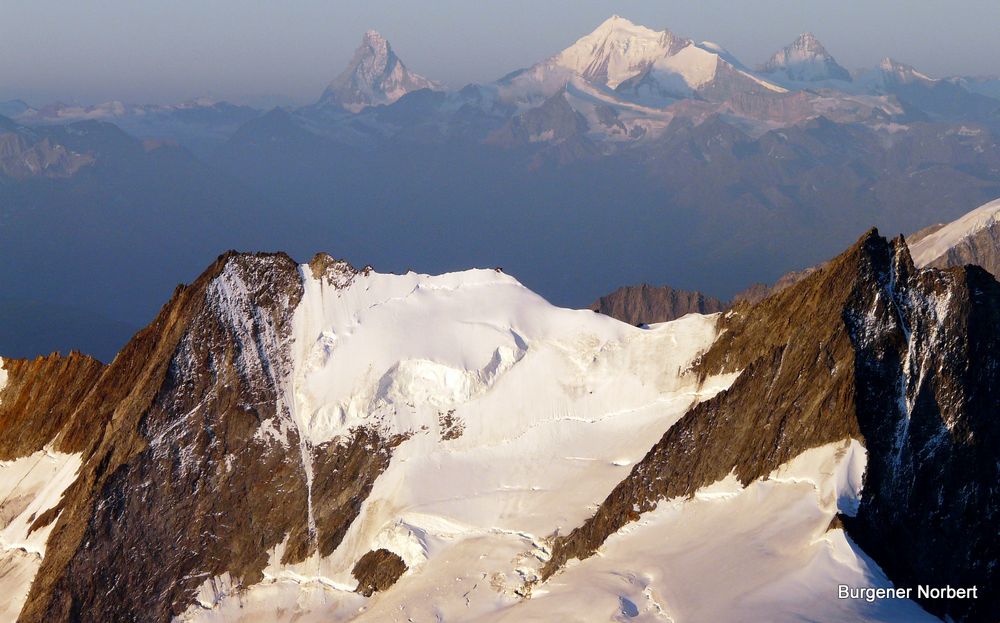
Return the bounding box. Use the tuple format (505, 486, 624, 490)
(166, 265, 934, 622)
(0, 448, 82, 621)
(0, 265, 934, 621)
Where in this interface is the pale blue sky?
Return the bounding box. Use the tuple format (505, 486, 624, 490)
(2, 0, 999, 105)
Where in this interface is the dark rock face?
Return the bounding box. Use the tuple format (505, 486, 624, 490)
(589, 283, 726, 325)
(352, 549, 408, 597)
(8, 252, 401, 623)
(544, 231, 1000, 622)
(844, 251, 1000, 623)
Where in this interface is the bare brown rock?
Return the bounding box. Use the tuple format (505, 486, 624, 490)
(0, 352, 105, 460)
(438, 409, 464, 440)
(0, 133, 94, 179)
(352, 549, 407, 597)
(731, 265, 822, 305)
(589, 283, 725, 325)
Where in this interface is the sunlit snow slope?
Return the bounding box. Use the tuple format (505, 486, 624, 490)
(0, 447, 82, 621)
(909, 196, 1000, 267)
(171, 263, 930, 623)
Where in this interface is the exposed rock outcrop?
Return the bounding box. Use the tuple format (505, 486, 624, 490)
(731, 265, 821, 305)
(0, 132, 94, 179)
(352, 549, 407, 597)
(0, 352, 106, 460)
(589, 283, 725, 325)
(544, 230, 1000, 622)
(4, 235, 1000, 621)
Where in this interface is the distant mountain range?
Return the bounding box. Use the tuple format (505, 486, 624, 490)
(2, 16, 1000, 361)
(6, 16, 1000, 150)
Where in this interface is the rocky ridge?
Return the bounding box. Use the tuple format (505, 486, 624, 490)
(542, 230, 1000, 622)
(2, 252, 402, 622)
(761, 33, 852, 82)
(589, 283, 726, 325)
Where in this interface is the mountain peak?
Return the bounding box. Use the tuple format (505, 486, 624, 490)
(318, 30, 440, 112)
(792, 32, 823, 51)
(362, 29, 387, 44)
(762, 32, 850, 82)
(877, 57, 934, 84)
(592, 14, 640, 33)
(549, 16, 687, 89)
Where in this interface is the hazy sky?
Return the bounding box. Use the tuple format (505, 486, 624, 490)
(2, 0, 999, 105)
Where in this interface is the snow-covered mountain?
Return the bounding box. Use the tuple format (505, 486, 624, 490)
(318, 30, 442, 112)
(865, 57, 937, 89)
(615, 40, 788, 105)
(14, 15, 997, 154)
(2, 228, 999, 621)
(909, 196, 1000, 274)
(761, 32, 852, 83)
(547, 15, 689, 89)
(855, 57, 1000, 121)
(502, 16, 787, 109)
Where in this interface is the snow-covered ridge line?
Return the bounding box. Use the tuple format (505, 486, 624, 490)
(179, 256, 745, 621)
(536, 15, 786, 101)
(283, 262, 633, 444)
(909, 196, 1000, 267)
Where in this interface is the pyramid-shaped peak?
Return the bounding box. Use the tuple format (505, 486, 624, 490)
(792, 32, 826, 51)
(762, 32, 850, 82)
(877, 57, 934, 84)
(317, 30, 440, 112)
(551, 16, 689, 89)
(879, 56, 912, 72)
(360, 30, 390, 52)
